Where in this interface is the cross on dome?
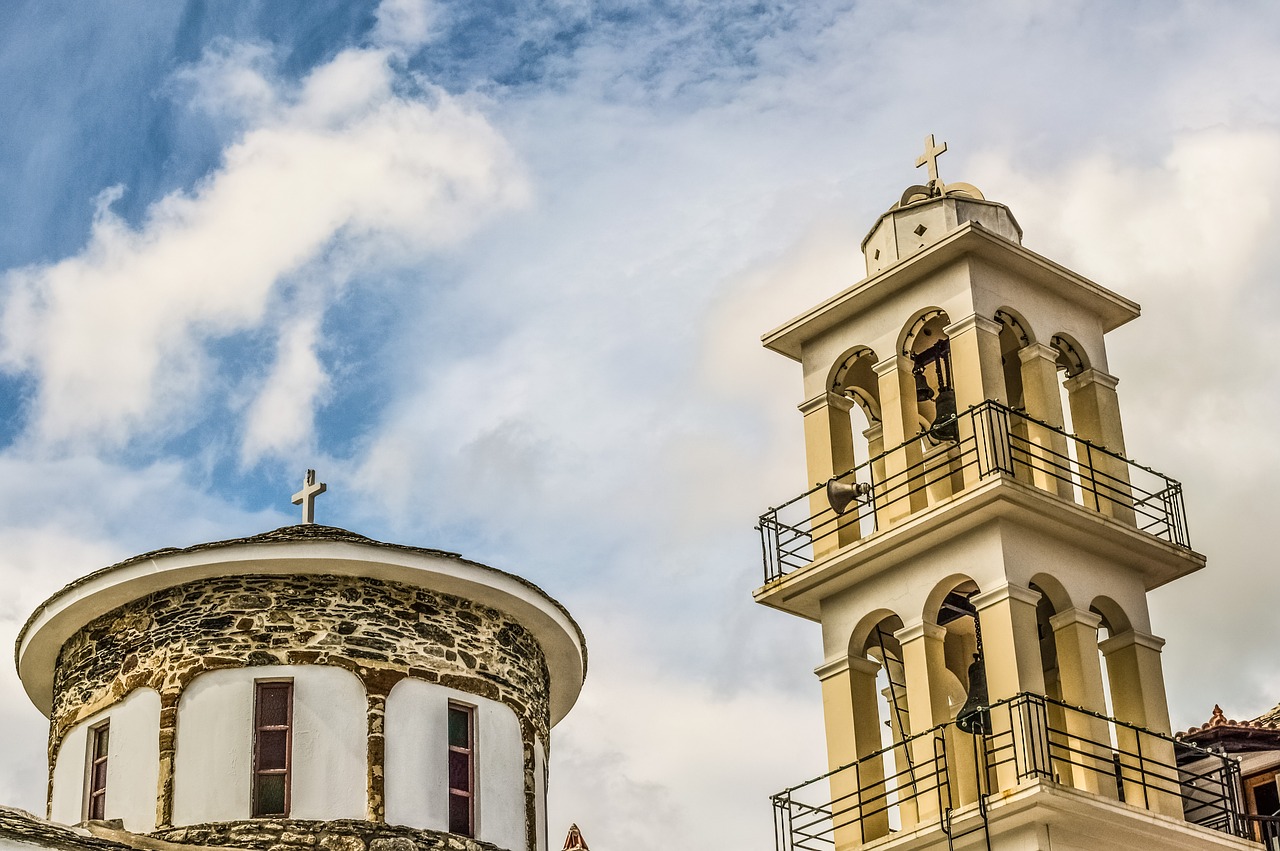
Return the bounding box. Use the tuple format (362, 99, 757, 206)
(292, 469, 327, 524)
(915, 133, 948, 184)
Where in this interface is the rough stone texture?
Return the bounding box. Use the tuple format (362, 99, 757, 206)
(50, 573, 550, 845)
(151, 821, 503, 851)
(0, 807, 137, 851)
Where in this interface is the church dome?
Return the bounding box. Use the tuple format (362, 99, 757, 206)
(15, 522, 585, 851)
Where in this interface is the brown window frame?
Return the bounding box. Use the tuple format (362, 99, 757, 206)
(447, 702, 476, 836)
(252, 680, 294, 818)
(86, 721, 109, 821)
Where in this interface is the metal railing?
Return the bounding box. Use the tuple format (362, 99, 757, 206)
(1245, 815, 1280, 849)
(758, 400, 1190, 584)
(771, 693, 1246, 851)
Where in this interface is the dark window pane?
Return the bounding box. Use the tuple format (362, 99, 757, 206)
(448, 792, 471, 835)
(88, 793, 105, 821)
(255, 774, 287, 816)
(94, 727, 109, 756)
(258, 685, 290, 727)
(93, 761, 108, 788)
(257, 730, 288, 770)
(448, 706, 469, 748)
(448, 749, 470, 791)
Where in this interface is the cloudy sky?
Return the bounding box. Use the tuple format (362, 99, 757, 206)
(2, 1, 1280, 848)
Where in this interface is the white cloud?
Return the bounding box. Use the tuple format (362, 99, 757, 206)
(373, 0, 438, 50)
(241, 315, 329, 464)
(0, 40, 527, 451)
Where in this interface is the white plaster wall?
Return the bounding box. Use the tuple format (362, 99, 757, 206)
(173, 665, 366, 824)
(50, 687, 160, 831)
(385, 678, 526, 851)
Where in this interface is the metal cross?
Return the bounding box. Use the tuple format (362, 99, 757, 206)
(915, 134, 948, 183)
(292, 469, 327, 524)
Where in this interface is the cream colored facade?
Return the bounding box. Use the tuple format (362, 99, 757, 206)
(756, 147, 1258, 850)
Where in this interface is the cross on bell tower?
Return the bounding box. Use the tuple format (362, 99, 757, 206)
(292, 469, 327, 524)
(752, 141, 1232, 851)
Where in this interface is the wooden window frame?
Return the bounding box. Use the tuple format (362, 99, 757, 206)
(86, 720, 109, 821)
(252, 680, 294, 818)
(447, 702, 476, 836)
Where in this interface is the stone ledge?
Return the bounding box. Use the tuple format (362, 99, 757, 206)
(151, 820, 505, 851)
(0, 807, 137, 851)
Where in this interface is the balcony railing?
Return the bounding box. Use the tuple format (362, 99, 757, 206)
(758, 400, 1190, 584)
(771, 693, 1246, 851)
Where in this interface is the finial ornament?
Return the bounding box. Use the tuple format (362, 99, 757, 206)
(291, 469, 327, 525)
(916, 134, 948, 184)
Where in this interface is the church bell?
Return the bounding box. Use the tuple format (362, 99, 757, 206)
(956, 653, 991, 735)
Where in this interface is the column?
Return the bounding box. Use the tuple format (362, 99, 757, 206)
(1099, 630, 1183, 819)
(816, 656, 890, 846)
(895, 622, 951, 824)
(1018, 344, 1073, 499)
(973, 584, 1047, 791)
(1064, 369, 1135, 524)
(800, 392, 861, 558)
(1048, 608, 1114, 797)
(945, 315, 1007, 489)
(874, 356, 926, 525)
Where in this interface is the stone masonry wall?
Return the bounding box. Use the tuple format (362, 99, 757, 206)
(50, 574, 550, 850)
(153, 819, 501, 851)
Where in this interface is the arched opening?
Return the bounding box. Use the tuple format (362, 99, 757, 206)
(995, 309, 1031, 412)
(830, 345, 883, 478)
(902, 309, 956, 443)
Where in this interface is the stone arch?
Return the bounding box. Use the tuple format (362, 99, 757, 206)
(829, 346, 881, 424)
(1027, 573, 1072, 613)
(1088, 595, 1132, 636)
(922, 575, 982, 712)
(849, 608, 906, 660)
(1049, 332, 1091, 378)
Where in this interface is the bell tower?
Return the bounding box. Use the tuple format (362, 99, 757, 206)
(756, 139, 1255, 850)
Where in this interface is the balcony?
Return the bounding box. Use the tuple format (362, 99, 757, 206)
(771, 693, 1247, 851)
(757, 401, 1190, 585)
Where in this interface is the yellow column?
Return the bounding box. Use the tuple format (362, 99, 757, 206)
(864, 423, 886, 510)
(873, 356, 926, 525)
(1099, 630, 1183, 819)
(1048, 608, 1114, 797)
(1064, 368, 1135, 524)
(944, 315, 1007, 489)
(895, 622, 951, 825)
(973, 584, 1047, 792)
(800, 392, 861, 558)
(816, 657, 890, 846)
(1018, 343, 1073, 499)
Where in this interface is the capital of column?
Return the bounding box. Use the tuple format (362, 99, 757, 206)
(1017, 342, 1059, 367)
(799, 390, 856, 415)
(862, 422, 883, 442)
(1099, 629, 1166, 656)
(894, 620, 947, 645)
(944, 313, 1003, 338)
(872, 354, 912, 378)
(972, 582, 1042, 611)
(1048, 607, 1103, 633)
(814, 654, 880, 681)
(1064, 367, 1120, 393)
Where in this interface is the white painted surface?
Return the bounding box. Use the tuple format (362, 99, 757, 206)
(385, 678, 526, 851)
(173, 666, 366, 824)
(50, 687, 160, 832)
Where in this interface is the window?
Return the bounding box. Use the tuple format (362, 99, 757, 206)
(447, 703, 475, 836)
(253, 681, 293, 818)
(86, 722, 109, 821)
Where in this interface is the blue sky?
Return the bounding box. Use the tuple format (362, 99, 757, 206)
(3, 2, 1280, 848)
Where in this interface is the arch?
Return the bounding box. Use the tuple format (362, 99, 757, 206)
(922, 574, 981, 624)
(996, 308, 1036, 409)
(829, 345, 882, 423)
(1049, 333, 1091, 378)
(1088, 595, 1133, 636)
(994, 307, 1036, 346)
(849, 608, 906, 660)
(899, 307, 952, 358)
(1027, 573, 1072, 614)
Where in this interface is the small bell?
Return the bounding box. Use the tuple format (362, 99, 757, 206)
(931, 386, 959, 442)
(914, 369, 935, 402)
(956, 653, 990, 735)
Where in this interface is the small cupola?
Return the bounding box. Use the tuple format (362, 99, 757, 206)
(860, 134, 1022, 275)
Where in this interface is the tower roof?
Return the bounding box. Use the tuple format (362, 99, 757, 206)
(562, 823, 589, 850)
(15, 524, 588, 724)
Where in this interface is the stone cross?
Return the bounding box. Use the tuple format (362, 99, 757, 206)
(292, 469, 327, 525)
(915, 134, 948, 184)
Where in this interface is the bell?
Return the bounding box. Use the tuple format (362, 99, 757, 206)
(956, 653, 991, 735)
(914, 369, 934, 402)
(930, 386, 959, 442)
(826, 479, 873, 515)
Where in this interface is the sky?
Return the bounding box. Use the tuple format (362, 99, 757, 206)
(2, 1, 1280, 848)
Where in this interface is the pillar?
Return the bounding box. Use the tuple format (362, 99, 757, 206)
(801, 392, 861, 558)
(895, 622, 952, 823)
(1099, 630, 1183, 819)
(974, 584, 1047, 791)
(874, 356, 926, 525)
(1064, 369, 1135, 524)
(816, 656, 890, 846)
(1048, 608, 1114, 797)
(945, 315, 1007, 489)
(1018, 344, 1073, 499)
